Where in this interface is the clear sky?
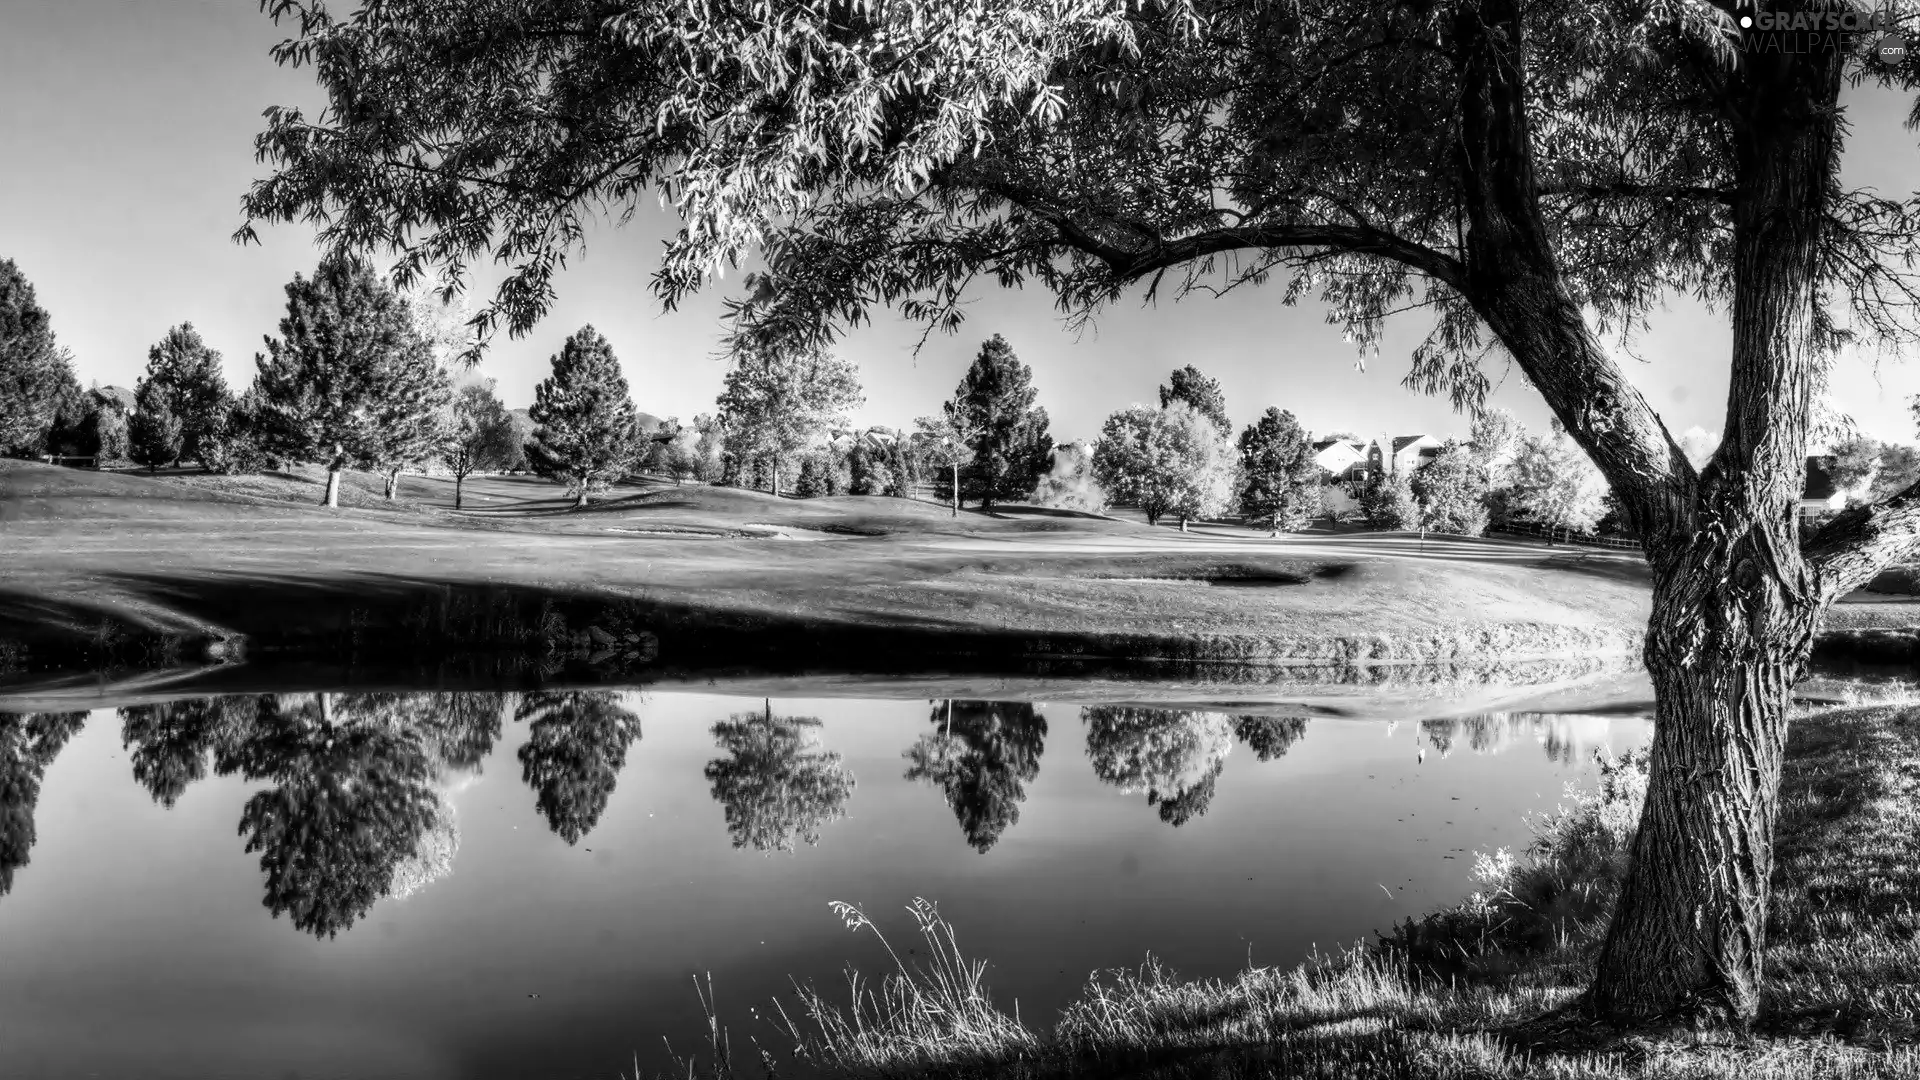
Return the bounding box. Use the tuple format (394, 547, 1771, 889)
(4, 0, 1919, 448)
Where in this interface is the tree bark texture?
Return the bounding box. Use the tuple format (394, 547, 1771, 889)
(454, 473, 465, 510)
(323, 468, 341, 508)
(384, 468, 400, 500)
(1437, 0, 1844, 1027)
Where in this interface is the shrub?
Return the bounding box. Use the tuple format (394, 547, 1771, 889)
(1359, 472, 1421, 530)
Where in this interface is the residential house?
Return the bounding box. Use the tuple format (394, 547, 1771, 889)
(1310, 438, 1368, 483)
(1365, 433, 1443, 479)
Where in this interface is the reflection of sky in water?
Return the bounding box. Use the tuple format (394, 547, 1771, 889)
(0, 692, 1651, 1080)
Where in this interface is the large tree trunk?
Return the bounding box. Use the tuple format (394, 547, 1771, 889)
(1582, 27, 1841, 1026)
(951, 462, 959, 517)
(771, 461, 780, 498)
(323, 468, 341, 508)
(384, 468, 400, 500)
(454, 472, 465, 510)
(1587, 540, 1818, 1025)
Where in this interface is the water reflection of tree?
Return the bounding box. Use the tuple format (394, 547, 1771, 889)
(704, 701, 855, 852)
(222, 693, 443, 939)
(514, 691, 642, 845)
(1418, 714, 1594, 765)
(1231, 715, 1308, 761)
(113, 692, 512, 936)
(1083, 707, 1234, 827)
(903, 700, 1047, 852)
(0, 711, 88, 896)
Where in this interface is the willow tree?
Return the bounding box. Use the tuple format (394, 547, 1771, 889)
(243, 0, 1920, 1027)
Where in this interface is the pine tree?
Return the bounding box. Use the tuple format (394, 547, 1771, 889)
(946, 335, 1051, 511)
(251, 254, 450, 508)
(0, 259, 80, 456)
(1158, 365, 1232, 440)
(1237, 408, 1323, 535)
(140, 324, 232, 465)
(127, 381, 183, 472)
(525, 326, 640, 508)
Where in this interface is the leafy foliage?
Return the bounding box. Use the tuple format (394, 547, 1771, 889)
(715, 342, 862, 496)
(1083, 706, 1234, 828)
(1231, 716, 1308, 762)
(1093, 401, 1237, 526)
(441, 378, 518, 504)
(1410, 440, 1489, 536)
(704, 705, 855, 853)
(1237, 407, 1323, 534)
(903, 701, 1047, 853)
(1509, 431, 1611, 536)
(514, 691, 642, 845)
(1031, 441, 1108, 513)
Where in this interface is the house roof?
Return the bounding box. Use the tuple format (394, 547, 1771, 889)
(1312, 438, 1363, 452)
(1391, 434, 1437, 453)
(1803, 456, 1839, 501)
(91, 385, 137, 412)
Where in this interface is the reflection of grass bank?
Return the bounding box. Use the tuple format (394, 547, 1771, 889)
(725, 705, 1920, 1080)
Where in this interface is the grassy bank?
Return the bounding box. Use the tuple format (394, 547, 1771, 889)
(701, 704, 1920, 1080)
(2, 460, 1654, 683)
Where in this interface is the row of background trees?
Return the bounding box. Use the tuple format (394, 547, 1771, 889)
(2, 251, 1803, 541)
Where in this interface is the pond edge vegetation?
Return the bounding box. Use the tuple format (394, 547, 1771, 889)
(659, 703, 1920, 1080)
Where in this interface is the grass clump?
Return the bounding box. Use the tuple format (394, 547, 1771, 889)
(678, 705, 1920, 1080)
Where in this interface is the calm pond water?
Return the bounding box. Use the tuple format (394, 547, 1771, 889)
(0, 690, 1651, 1080)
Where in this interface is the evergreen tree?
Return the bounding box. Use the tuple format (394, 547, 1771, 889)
(441, 379, 518, 509)
(514, 691, 642, 845)
(525, 326, 640, 508)
(252, 255, 451, 507)
(0, 259, 80, 456)
(703, 702, 855, 853)
(140, 324, 232, 464)
(1410, 440, 1489, 536)
(1237, 408, 1323, 535)
(946, 335, 1052, 511)
(1158, 365, 1232, 439)
(127, 381, 183, 472)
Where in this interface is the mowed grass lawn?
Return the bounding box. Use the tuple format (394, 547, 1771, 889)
(0, 460, 1662, 664)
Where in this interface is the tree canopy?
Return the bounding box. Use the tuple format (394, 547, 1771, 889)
(1159, 365, 1232, 439)
(240, 0, 1920, 1028)
(715, 342, 862, 498)
(1093, 401, 1236, 527)
(251, 254, 451, 506)
(140, 324, 233, 464)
